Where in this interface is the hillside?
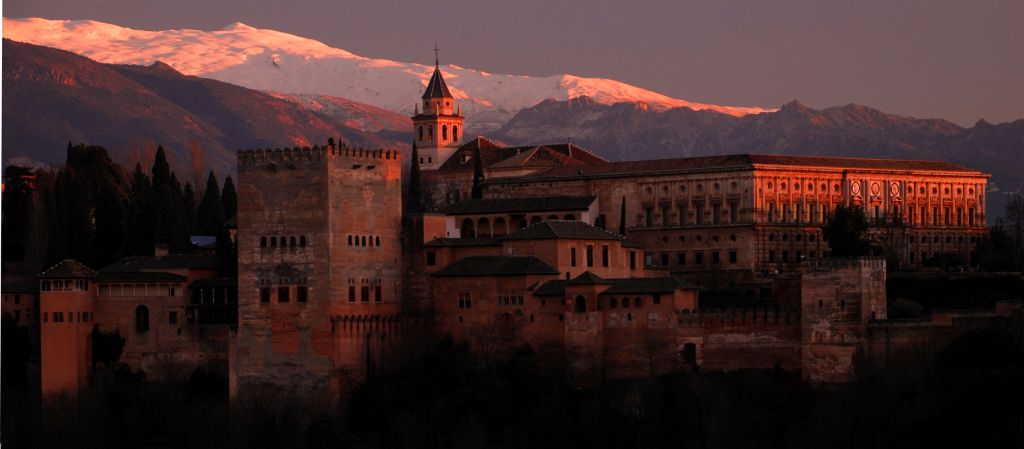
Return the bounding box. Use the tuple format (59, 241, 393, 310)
(2, 39, 409, 175)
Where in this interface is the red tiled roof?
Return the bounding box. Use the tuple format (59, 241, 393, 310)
(437, 138, 607, 173)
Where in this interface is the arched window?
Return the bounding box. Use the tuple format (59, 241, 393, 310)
(270, 236, 277, 247)
(442, 124, 448, 140)
(609, 298, 618, 308)
(453, 125, 459, 141)
(135, 305, 150, 332)
(478, 217, 491, 237)
(622, 297, 630, 308)
(530, 216, 543, 226)
(493, 217, 507, 236)
(461, 218, 476, 238)
(375, 236, 381, 246)
(635, 297, 643, 307)
(547, 215, 559, 220)
(300, 236, 306, 247)
(418, 126, 423, 140)
(280, 236, 286, 248)
(347, 235, 352, 245)
(574, 295, 587, 313)
(260, 237, 267, 248)
(361, 236, 367, 246)
(428, 125, 433, 139)
(564, 214, 576, 220)
(290, 236, 297, 247)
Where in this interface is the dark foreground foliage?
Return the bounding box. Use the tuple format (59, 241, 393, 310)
(3, 326, 1022, 449)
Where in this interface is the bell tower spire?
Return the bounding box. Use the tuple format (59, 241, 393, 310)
(412, 45, 464, 171)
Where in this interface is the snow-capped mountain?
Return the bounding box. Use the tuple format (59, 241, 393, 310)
(2, 17, 774, 132)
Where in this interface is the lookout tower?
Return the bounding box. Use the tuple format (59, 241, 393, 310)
(412, 45, 464, 170)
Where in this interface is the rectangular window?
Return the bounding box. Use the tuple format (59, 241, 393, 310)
(278, 286, 290, 303)
(375, 285, 382, 303)
(83, 311, 90, 323)
(570, 248, 577, 267)
(586, 245, 594, 267)
(768, 203, 776, 223)
(713, 203, 721, 225)
(796, 203, 803, 224)
(810, 203, 818, 224)
(297, 286, 308, 303)
(629, 251, 636, 270)
(54, 312, 64, 323)
(769, 250, 776, 263)
(677, 252, 686, 265)
(653, 294, 661, 305)
(933, 207, 939, 225)
(679, 204, 688, 226)
(969, 208, 975, 226)
(782, 203, 790, 224)
(13, 295, 20, 305)
(361, 286, 370, 302)
(662, 205, 672, 227)
(458, 292, 472, 309)
(426, 251, 436, 266)
(944, 207, 950, 225)
(169, 311, 178, 325)
(956, 207, 963, 226)
(921, 207, 926, 225)
(782, 250, 789, 263)
(712, 252, 720, 264)
(645, 207, 654, 227)
(696, 204, 705, 226)
(729, 251, 737, 263)
(660, 253, 669, 266)
(260, 288, 271, 304)
(695, 252, 704, 265)
(729, 201, 739, 224)
(348, 286, 356, 302)
(601, 245, 609, 267)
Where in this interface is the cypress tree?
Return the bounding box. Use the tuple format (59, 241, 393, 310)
(197, 171, 225, 235)
(409, 140, 421, 212)
(2, 166, 34, 263)
(124, 164, 155, 256)
(471, 145, 484, 200)
(183, 182, 197, 234)
(221, 175, 237, 221)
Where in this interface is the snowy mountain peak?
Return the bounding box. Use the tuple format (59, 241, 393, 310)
(2, 16, 775, 131)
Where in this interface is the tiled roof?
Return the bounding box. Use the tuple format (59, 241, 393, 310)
(99, 254, 220, 274)
(503, 220, 625, 242)
(442, 196, 596, 215)
(566, 271, 612, 285)
(511, 154, 983, 182)
(533, 280, 567, 297)
(432, 256, 558, 277)
(39, 259, 96, 279)
(598, 277, 697, 296)
(422, 66, 453, 99)
(96, 272, 188, 282)
(437, 138, 607, 173)
(424, 237, 502, 247)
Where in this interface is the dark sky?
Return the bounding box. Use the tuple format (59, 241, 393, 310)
(6, 0, 1023, 126)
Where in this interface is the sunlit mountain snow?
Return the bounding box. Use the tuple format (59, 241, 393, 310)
(3, 17, 775, 131)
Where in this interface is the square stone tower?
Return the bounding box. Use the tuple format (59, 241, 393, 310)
(231, 142, 402, 397)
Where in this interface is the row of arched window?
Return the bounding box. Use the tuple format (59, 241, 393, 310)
(42, 310, 92, 324)
(459, 214, 577, 237)
(573, 295, 662, 313)
(348, 235, 381, 247)
(260, 235, 307, 249)
(417, 124, 459, 142)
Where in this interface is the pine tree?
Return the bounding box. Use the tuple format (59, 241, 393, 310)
(221, 175, 237, 221)
(409, 140, 422, 212)
(197, 171, 226, 235)
(471, 145, 484, 200)
(822, 205, 871, 257)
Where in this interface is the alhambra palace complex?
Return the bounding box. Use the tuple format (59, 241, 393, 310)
(22, 58, 1022, 397)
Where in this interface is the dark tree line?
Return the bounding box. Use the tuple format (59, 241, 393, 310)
(2, 143, 237, 273)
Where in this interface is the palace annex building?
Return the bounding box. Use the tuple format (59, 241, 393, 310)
(30, 55, 1019, 397)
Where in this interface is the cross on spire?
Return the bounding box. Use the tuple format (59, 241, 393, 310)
(434, 42, 439, 67)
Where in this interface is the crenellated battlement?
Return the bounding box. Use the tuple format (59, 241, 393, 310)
(237, 140, 401, 168)
(802, 257, 886, 272)
(676, 307, 801, 327)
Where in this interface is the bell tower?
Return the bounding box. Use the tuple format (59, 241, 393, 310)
(412, 45, 464, 170)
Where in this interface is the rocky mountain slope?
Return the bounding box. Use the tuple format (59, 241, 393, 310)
(2, 39, 408, 174)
